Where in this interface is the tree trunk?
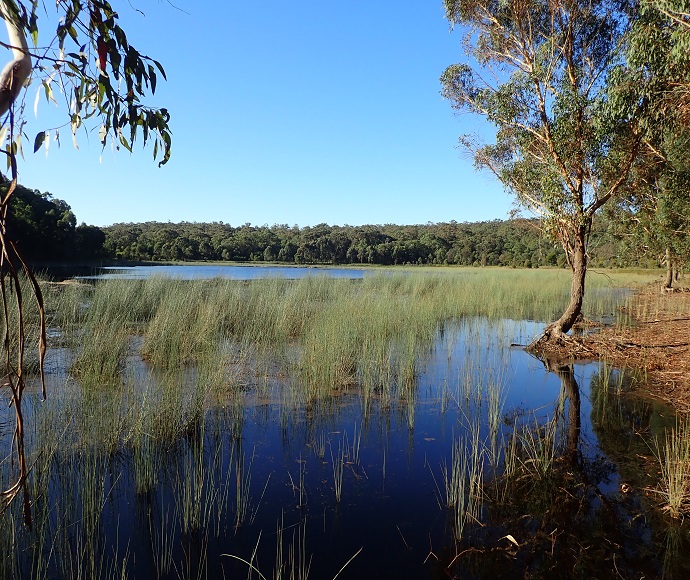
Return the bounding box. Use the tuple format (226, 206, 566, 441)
(663, 247, 673, 290)
(545, 359, 581, 465)
(547, 227, 587, 338)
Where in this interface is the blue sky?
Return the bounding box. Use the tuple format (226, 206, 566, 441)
(12, 0, 511, 228)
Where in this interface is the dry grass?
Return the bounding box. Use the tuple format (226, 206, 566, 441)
(582, 286, 690, 414)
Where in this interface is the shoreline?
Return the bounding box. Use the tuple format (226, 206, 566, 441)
(581, 286, 690, 414)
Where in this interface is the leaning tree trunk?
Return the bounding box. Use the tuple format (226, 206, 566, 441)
(545, 227, 587, 339)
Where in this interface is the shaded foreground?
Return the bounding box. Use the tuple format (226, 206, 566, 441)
(0, 270, 687, 579)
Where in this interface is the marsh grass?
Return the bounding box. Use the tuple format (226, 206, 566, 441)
(235, 447, 271, 530)
(311, 432, 326, 461)
(0, 268, 662, 576)
(590, 362, 629, 433)
(71, 317, 132, 384)
(653, 419, 690, 519)
(442, 422, 485, 543)
(329, 435, 346, 503)
(274, 516, 311, 580)
(150, 503, 176, 577)
(46, 269, 657, 402)
(486, 369, 508, 467)
(517, 417, 559, 479)
(131, 434, 159, 495)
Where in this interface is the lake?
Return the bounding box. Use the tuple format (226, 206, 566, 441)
(80, 263, 368, 280)
(0, 271, 684, 579)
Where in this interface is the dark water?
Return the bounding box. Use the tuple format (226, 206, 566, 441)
(79, 264, 368, 280)
(2, 318, 687, 579)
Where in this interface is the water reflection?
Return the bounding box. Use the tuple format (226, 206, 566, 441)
(78, 264, 368, 280)
(1, 317, 688, 578)
(542, 358, 581, 464)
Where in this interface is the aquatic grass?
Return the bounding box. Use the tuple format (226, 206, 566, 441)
(235, 448, 270, 530)
(138, 370, 206, 444)
(180, 433, 205, 535)
(311, 432, 326, 461)
(329, 435, 346, 503)
(653, 419, 690, 519)
(47, 269, 660, 401)
(70, 315, 132, 384)
(495, 427, 520, 504)
(590, 361, 630, 433)
(517, 416, 558, 479)
(486, 368, 508, 467)
(274, 515, 311, 580)
(445, 421, 485, 543)
(224, 518, 361, 580)
(45, 449, 120, 580)
(663, 523, 685, 578)
(345, 423, 361, 467)
(141, 282, 223, 369)
(440, 436, 463, 510)
(73, 385, 130, 456)
(0, 268, 665, 577)
(288, 455, 308, 510)
(150, 502, 176, 578)
(174, 531, 210, 580)
(208, 437, 236, 537)
(131, 434, 159, 495)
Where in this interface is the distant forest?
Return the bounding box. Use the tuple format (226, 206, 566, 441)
(4, 182, 104, 262)
(5, 183, 660, 269)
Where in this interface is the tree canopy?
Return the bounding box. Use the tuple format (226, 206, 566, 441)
(441, 0, 642, 340)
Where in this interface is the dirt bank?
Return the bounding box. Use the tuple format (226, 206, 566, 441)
(580, 286, 690, 414)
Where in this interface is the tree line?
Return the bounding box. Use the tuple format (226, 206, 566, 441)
(2, 180, 661, 269)
(97, 216, 668, 269)
(3, 181, 104, 263)
(102, 219, 567, 267)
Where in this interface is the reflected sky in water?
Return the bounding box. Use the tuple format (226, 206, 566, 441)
(80, 264, 368, 280)
(1, 316, 681, 579)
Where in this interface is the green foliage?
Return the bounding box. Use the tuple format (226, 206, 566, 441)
(5, 0, 172, 165)
(1, 179, 104, 261)
(441, 0, 638, 248)
(102, 219, 566, 267)
(604, 0, 690, 276)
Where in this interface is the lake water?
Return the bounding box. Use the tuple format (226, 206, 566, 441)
(80, 264, 368, 280)
(2, 311, 684, 579)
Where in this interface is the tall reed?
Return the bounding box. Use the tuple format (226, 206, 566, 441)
(445, 421, 485, 543)
(329, 435, 346, 503)
(654, 419, 690, 519)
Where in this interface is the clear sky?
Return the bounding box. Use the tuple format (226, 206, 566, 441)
(10, 0, 512, 228)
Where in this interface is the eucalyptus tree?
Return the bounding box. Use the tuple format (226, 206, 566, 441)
(608, 138, 690, 288)
(609, 0, 690, 287)
(441, 0, 642, 343)
(0, 0, 171, 518)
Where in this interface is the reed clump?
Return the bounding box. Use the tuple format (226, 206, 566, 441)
(47, 269, 659, 397)
(437, 422, 485, 544)
(654, 419, 690, 519)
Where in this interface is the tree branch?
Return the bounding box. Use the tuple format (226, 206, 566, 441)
(0, 3, 31, 118)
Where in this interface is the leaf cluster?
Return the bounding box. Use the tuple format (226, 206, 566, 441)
(441, 0, 639, 255)
(5, 0, 171, 165)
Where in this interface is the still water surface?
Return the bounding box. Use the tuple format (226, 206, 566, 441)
(4, 313, 682, 579)
(81, 264, 368, 280)
(2, 263, 686, 578)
